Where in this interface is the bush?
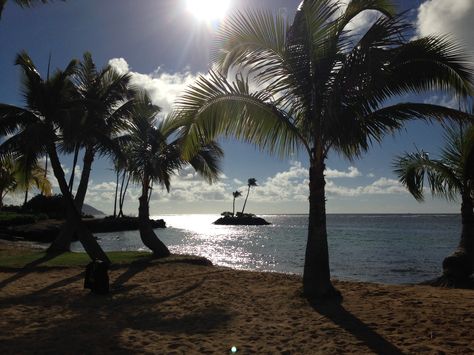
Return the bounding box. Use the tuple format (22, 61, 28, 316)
(24, 194, 66, 219)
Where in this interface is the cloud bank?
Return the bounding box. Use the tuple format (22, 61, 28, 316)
(417, 0, 474, 56)
(108, 58, 201, 116)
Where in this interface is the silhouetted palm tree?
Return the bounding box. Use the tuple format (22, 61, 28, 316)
(241, 178, 257, 215)
(50, 53, 133, 251)
(394, 122, 474, 285)
(0, 51, 109, 262)
(232, 190, 242, 216)
(0, 0, 63, 19)
(177, 0, 472, 298)
(125, 93, 223, 257)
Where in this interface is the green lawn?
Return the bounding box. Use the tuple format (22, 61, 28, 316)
(0, 250, 152, 269)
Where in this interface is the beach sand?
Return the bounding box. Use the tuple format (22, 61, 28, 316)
(1, 247, 473, 354)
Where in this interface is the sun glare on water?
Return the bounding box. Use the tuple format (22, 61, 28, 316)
(186, 0, 231, 22)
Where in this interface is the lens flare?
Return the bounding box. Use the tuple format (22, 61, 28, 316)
(186, 0, 231, 21)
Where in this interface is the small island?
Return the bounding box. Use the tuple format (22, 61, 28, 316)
(213, 213, 270, 226)
(213, 179, 270, 225)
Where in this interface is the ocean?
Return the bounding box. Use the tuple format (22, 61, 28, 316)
(71, 214, 461, 285)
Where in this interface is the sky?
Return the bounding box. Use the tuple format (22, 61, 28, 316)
(1, 0, 473, 215)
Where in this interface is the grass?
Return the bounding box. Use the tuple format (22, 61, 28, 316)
(0, 211, 48, 226)
(0, 250, 152, 269)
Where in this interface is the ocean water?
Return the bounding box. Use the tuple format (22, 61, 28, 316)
(71, 214, 461, 285)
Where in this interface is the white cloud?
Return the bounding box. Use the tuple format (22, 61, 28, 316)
(417, 0, 474, 56)
(325, 166, 361, 178)
(108, 58, 202, 117)
(233, 178, 243, 185)
(326, 177, 406, 197)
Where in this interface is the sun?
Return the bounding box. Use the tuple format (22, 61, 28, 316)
(186, 0, 231, 22)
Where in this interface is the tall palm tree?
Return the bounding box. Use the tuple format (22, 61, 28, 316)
(394, 123, 474, 286)
(241, 178, 257, 215)
(232, 190, 242, 216)
(126, 93, 223, 257)
(67, 52, 132, 213)
(50, 52, 133, 251)
(0, 51, 109, 262)
(177, 0, 472, 298)
(0, 0, 63, 19)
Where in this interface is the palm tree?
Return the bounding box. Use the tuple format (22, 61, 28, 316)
(0, 0, 63, 19)
(241, 178, 257, 215)
(232, 190, 242, 216)
(0, 51, 109, 262)
(50, 52, 133, 251)
(177, 0, 472, 298)
(67, 52, 132, 213)
(394, 123, 474, 286)
(125, 93, 223, 257)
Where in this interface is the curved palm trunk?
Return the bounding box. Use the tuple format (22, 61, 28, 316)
(138, 177, 170, 257)
(68, 144, 80, 193)
(442, 195, 474, 280)
(303, 157, 339, 299)
(49, 146, 95, 251)
(46, 144, 109, 263)
(241, 186, 250, 214)
(74, 146, 94, 212)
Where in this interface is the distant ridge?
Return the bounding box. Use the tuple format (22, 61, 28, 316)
(82, 204, 105, 216)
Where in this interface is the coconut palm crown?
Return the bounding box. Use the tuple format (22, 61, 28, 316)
(394, 122, 474, 285)
(125, 92, 223, 257)
(176, 0, 473, 298)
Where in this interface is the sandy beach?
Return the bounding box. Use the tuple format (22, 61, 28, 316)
(0, 243, 473, 354)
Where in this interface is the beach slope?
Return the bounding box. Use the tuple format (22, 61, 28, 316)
(0, 247, 473, 353)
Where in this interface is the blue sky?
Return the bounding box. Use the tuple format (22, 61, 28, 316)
(1, 0, 473, 215)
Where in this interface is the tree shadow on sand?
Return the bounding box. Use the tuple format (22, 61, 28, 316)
(0, 278, 233, 353)
(0, 251, 65, 290)
(311, 301, 406, 355)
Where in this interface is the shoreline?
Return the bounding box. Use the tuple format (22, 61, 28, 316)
(0, 242, 473, 353)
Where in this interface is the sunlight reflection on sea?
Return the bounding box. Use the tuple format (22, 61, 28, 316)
(71, 214, 460, 284)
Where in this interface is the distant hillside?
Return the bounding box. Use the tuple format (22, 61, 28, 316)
(82, 204, 105, 217)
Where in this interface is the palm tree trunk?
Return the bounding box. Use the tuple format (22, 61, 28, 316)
(118, 173, 130, 218)
(232, 197, 236, 216)
(138, 176, 170, 257)
(241, 186, 250, 215)
(113, 169, 119, 218)
(23, 188, 28, 207)
(442, 195, 474, 280)
(68, 144, 80, 193)
(303, 157, 338, 299)
(74, 146, 94, 213)
(46, 144, 110, 263)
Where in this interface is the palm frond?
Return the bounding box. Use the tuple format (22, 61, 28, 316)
(393, 150, 461, 202)
(213, 8, 288, 77)
(177, 71, 307, 159)
(327, 103, 470, 160)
